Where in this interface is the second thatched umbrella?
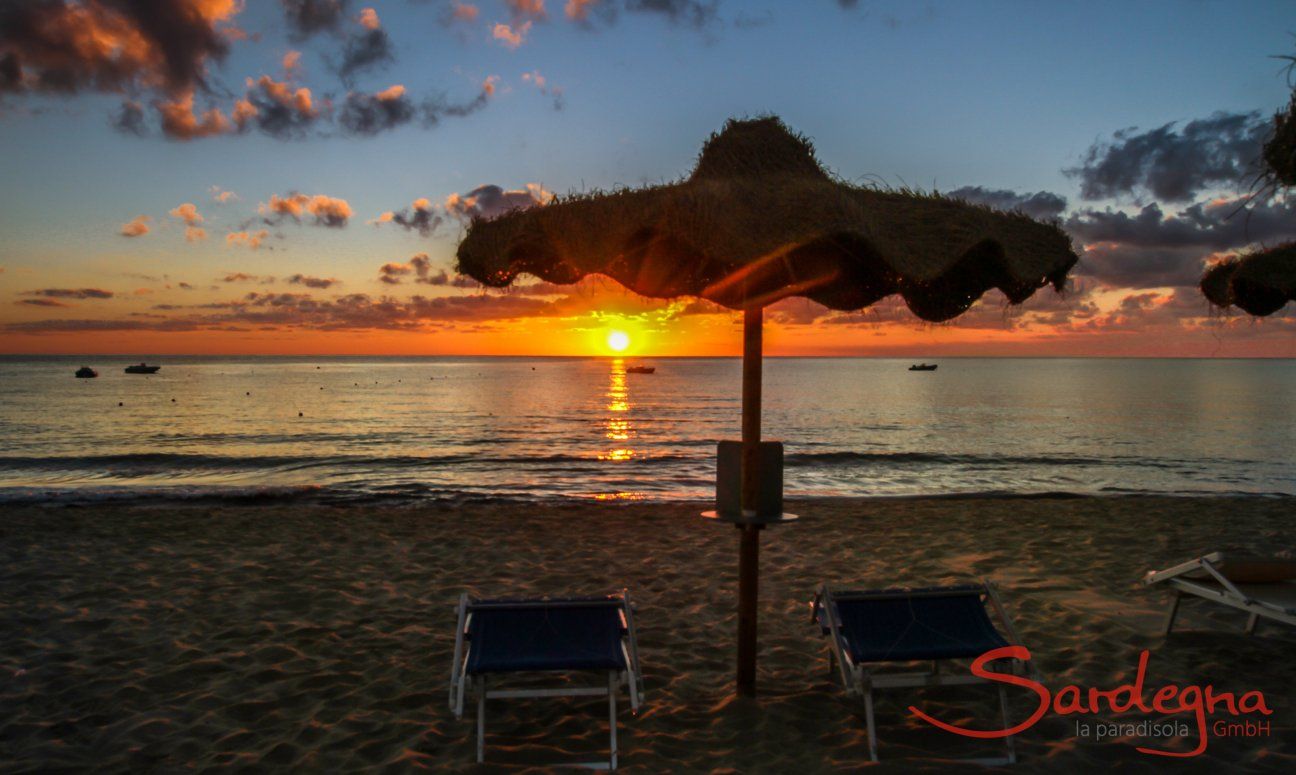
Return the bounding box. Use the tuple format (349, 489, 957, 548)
(456, 117, 1079, 696)
(1201, 243, 1296, 316)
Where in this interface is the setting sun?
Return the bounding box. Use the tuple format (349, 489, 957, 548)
(607, 330, 631, 352)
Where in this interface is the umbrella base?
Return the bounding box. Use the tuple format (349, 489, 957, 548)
(700, 510, 799, 526)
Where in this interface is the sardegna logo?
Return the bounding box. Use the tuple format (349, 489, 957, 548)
(911, 647, 1273, 757)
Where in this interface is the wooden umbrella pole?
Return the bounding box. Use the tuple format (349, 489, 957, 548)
(736, 305, 762, 697)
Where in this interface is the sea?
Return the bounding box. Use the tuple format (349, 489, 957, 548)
(0, 356, 1292, 504)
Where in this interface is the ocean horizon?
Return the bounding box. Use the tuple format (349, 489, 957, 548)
(2, 355, 1292, 504)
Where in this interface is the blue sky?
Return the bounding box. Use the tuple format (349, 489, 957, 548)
(0, 0, 1293, 355)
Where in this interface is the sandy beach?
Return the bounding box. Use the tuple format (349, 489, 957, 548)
(1, 496, 1292, 772)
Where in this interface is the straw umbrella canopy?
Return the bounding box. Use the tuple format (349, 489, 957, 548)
(1200, 243, 1296, 316)
(456, 116, 1080, 696)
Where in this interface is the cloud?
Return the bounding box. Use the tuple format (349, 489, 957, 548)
(111, 100, 148, 136)
(155, 88, 233, 140)
(626, 0, 718, 29)
(234, 74, 320, 138)
(339, 83, 416, 135)
(444, 182, 553, 221)
(287, 273, 340, 288)
(507, 0, 548, 20)
(169, 202, 207, 241)
(281, 0, 349, 39)
(492, 21, 532, 49)
(169, 202, 204, 226)
(945, 186, 1067, 221)
(210, 186, 238, 203)
(16, 298, 71, 308)
(521, 69, 563, 110)
(378, 262, 411, 284)
(444, 2, 480, 24)
(222, 272, 261, 282)
(0, 0, 239, 96)
(226, 229, 270, 249)
(565, 0, 600, 21)
(336, 10, 393, 83)
(119, 215, 151, 237)
(22, 288, 114, 299)
(258, 192, 353, 227)
(1066, 111, 1268, 203)
(2, 290, 558, 334)
(1063, 197, 1296, 289)
(378, 253, 450, 285)
(373, 197, 442, 236)
(1064, 197, 1296, 251)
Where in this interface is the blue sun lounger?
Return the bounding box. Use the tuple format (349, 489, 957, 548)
(449, 591, 644, 769)
(811, 582, 1033, 764)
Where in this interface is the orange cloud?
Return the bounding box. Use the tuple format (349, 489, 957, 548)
(168, 202, 203, 226)
(358, 7, 381, 30)
(119, 215, 151, 237)
(565, 0, 599, 21)
(450, 2, 480, 22)
(492, 21, 531, 49)
(155, 89, 232, 140)
(259, 193, 353, 227)
(226, 229, 269, 249)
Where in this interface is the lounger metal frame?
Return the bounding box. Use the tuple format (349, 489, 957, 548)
(1146, 552, 1296, 635)
(811, 580, 1034, 765)
(448, 590, 645, 770)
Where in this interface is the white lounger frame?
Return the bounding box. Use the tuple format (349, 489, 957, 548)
(1146, 552, 1296, 635)
(448, 591, 645, 770)
(812, 580, 1035, 766)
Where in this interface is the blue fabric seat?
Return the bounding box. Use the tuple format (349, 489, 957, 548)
(465, 598, 628, 674)
(819, 586, 1009, 663)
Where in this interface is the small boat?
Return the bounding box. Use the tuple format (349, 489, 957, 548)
(626, 365, 656, 374)
(124, 362, 161, 374)
(908, 363, 937, 371)
(75, 366, 98, 378)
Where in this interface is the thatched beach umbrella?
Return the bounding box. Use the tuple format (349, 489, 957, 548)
(1201, 243, 1296, 316)
(456, 117, 1079, 696)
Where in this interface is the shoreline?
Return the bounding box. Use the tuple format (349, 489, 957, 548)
(2, 495, 1293, 771)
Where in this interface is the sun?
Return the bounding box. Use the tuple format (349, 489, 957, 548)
(606, 330, 631, 353)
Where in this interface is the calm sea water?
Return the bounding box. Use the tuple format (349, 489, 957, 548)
(0, 356, 1292, 503)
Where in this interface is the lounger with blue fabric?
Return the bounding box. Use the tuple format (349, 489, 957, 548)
(1146, 552, 1296, 635)
(449, 591, 644, 769)
(811, 582, 1033, 764)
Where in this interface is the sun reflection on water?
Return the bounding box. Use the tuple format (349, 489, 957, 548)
(598, 358, 637, 462)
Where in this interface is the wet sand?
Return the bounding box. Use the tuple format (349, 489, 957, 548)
(1, 496, 1293, 772)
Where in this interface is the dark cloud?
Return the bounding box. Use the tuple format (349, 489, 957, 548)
(1066, 112, 1268, 203)
(281, 0, 349, 39)
(836, 0, 860, 7)
(339, 85, 416, 135)
(1065, 198, 1296, 251)
(235, 75, 320, 139)
(22, 288, 114, 299)
(375, 197, 442, 236)
(626, 0, 719, 28)
(445, 183, 552, 221)
(1063, 197, 1296, 289)
(5, 290, 556, 333)
(16, 298, 70, 307)
(287, 274, 339, 289)
(111, 100, 148, 136)
(336, 22, 393, 84)
(946, 186, 1067, 221)
(378, 262, 410, 284)
(0, 0, 236, 96)
(221, 272, 266, 283)
(377, 254, 448, 285)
